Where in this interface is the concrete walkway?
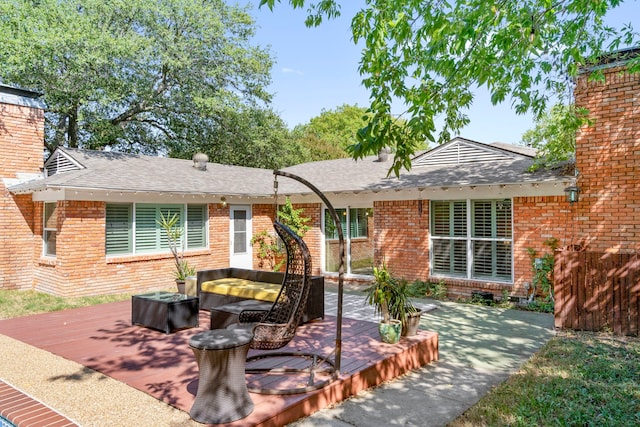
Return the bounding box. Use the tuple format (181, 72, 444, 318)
(289, 289, 555, 427)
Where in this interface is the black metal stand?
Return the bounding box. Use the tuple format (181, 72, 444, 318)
(273, 170, 345, 374)
(243, 170, 344, 395)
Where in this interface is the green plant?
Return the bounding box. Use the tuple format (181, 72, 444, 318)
(526, 237, 558, 305)
(427, 280, 448, 299)
(251, 230, 285, 271)
(390, 279, 418, 324)
(251, 197, 311, 272)
(522, 298, 555, 313)
(366, 263, 395, 322)
(276, 197, 311, 237)
(157, 212, 195, 281)
(409, 279, 448, 300)
(365, 263, 416, 323)
(494, 289, 514, 309)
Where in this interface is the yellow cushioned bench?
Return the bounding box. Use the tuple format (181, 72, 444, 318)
(201, 278, 281, 302)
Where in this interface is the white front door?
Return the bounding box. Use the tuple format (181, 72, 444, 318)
(230, 205, 252, 268)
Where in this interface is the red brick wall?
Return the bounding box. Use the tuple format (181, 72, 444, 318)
(295, 203, 323, 276)
(0, 102, 44, 290)
(373, 200, 430, 280)
(28, 202, 323, 297)
(574, 66, 640, 252)
(513, 195, 572, 296)
(209, 203, 230, 267)
(372, 197, 569, 299)
(31, 202, 229, 297)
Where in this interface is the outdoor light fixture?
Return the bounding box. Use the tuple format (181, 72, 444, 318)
(220, 197, 227, 208)
(564, 185, 580, 204)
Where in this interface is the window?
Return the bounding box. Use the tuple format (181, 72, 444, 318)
(105, 204, 132, 254)
(430, 199, 512, 282)
(105, 203, 207, 255)
(324, 208, 347, 240)
(324, 207, 374, 276)
(43, 202, 57, 256)
(324, 208, 370, 240)
(349, 208, 370, 238)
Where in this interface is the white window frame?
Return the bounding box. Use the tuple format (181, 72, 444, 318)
(323, 205, 373, 276)
(430, 199, 513, 283)
(105, 203, 208, 256)
(43, 202, 57, 257)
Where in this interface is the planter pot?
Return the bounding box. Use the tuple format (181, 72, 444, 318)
(176, 279, 186, 294)
(402, 309, 423, 337)
(185, 276, 197, 296)
(378, 319, 402, 344)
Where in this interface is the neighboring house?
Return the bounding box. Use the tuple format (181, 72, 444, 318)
(2, 50, 637, 327)
(1, 83, 576, 299)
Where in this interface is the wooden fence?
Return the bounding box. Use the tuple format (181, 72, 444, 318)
(554, 250, 640, 336)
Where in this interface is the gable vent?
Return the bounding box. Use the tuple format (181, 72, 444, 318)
(45, 151, 83, 177)
(412, 140, 521, 167)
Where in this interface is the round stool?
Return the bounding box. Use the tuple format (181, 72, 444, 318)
(189, 328, 254, 424)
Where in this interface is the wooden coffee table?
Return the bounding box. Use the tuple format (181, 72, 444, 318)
(132, 292, 199, 333)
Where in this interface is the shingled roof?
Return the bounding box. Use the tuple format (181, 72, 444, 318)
(282, 137, 566, 194)
(8, 138, 570, 198)
(9, 148, 278, 197)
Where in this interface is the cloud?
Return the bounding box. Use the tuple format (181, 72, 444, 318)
(281, 67, 304, 75)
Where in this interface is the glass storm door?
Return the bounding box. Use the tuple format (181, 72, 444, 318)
(229, 205, 252, 268)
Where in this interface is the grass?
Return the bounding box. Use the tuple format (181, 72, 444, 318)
(450, 331, 640, 427)
(0, 289, 131, 319)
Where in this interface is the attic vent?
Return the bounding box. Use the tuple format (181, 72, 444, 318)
(45, 151, 82, 176)
(412, 140, 520, 167)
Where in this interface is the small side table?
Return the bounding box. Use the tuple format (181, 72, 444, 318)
(189, 328, 254, 424)
(132, 292, 199, 334)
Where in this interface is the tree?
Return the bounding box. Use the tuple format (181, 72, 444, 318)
(0, 0, 273, 155)
(291, 103, 426, 162)
(168, 106, 307, 169)
(291, 104, 368, 161)
(260, 0, 639, 175)
(522, 104, 591, 171)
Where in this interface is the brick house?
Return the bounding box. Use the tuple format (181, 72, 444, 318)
(1, 83, 578, 300)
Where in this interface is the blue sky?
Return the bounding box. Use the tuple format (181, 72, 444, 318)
(247, 1, 639, 145)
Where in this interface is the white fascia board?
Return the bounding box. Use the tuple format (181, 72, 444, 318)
(282, 180, 573, 206)
(31, 187, 272, 205)
(0, 91, 45, 109)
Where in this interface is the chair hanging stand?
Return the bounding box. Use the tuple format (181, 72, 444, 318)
(241, 170, 345, 395)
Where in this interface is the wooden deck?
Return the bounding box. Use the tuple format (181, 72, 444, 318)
(0, 300, 438, 426)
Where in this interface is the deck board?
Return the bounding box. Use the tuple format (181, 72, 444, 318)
(0, 300, 437, 426)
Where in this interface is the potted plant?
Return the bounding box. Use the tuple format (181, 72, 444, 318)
(157, 212, 196, 293)
(365, 263, 403, 343)
(393, 279, 423, 337)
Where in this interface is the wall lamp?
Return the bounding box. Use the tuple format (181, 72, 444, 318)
(564, 185, 580, 204)
(219, 197, 227, 208)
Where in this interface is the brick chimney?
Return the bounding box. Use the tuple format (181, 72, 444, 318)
(0, 85, 46, 289)
(573, 48, 640, 252)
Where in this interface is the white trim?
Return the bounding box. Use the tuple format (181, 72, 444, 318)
(0, 89, 45, 109)
(429, 198, 514, 284)
(44, 150, 85, 176)
(42, 202, 57, 257)
(229, 205, 253, 269)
